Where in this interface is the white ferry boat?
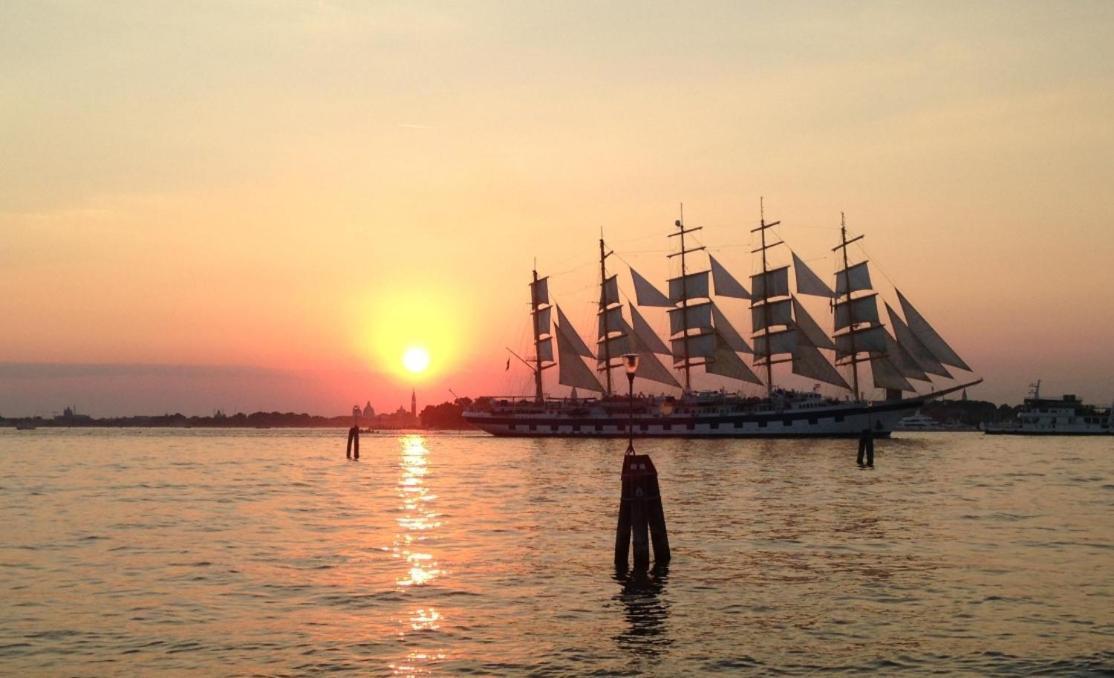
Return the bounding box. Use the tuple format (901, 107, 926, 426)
(984, 381, 1112, 436)
(895, 412, 942, 431)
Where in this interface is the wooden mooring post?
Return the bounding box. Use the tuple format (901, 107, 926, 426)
(614, 354, 671, 571)
(346, 426, 360, 460)
(346, 405, 360, 460)
(615, 454, 670, 570)
(857, 427, 874, 467)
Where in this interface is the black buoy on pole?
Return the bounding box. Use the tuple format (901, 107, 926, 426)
(615, 354, 670, 572)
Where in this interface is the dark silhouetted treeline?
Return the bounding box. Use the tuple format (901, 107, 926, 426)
(920, 399, 1020, 426)
(419, 398, 478, 430)
(1, 411, 355, 429)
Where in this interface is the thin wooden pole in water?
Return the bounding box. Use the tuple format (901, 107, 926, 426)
(347, 426, 360, 460)
(347, 406, 360, 460)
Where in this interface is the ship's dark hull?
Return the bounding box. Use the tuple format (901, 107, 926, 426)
(466, 397, 914, 439)
(984, 429, 1111, 436)
(463, 382, 981, 439)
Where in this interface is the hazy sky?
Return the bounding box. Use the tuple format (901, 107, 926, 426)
(2, 1, 1112, 415)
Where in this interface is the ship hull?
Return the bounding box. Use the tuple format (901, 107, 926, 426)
(464, 398, 923, 439)
(983, 428, 1111, 436)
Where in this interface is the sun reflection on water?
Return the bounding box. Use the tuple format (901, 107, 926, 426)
(391, 435, 445, 675)
(393, 435, 443, 588)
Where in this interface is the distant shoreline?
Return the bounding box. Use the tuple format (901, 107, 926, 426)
(0, 413, 476, 431)
(2, 398, 1017, 430)
(3, 425, 478, 432)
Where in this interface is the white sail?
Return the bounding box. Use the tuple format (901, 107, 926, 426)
(671, 332, 716, 363)
(533, 306, 552, 337)
(791, 336, 850, 389)
(897, 289, 971, 371)
(706, 332, 763, 384)
(754, 327, 797, 359)
(750, 265, 790, 299)
(629, 304, 670, 355)
(886, 302, 951, 378)
(835, 261, 871, 296)
(554, 320, 604, 392)
(835, 325, 888, 359)
(629, 343, 682, 388)
(834, 293, 880, 331)
(597, 305, 625, 339)
(601, 274, 620, 307)
(555, 305, 594, 358)
(751, 298, 793, 332)
(667, 271, 710, 303)
(530, 276, 550, 305)
(711, 303, 752, 353)
(597, 334, 632, 367)
(708, 254, 751, 299)
(791, 297, 836, 350)
(668, 301, 714, 336)
(871, 354, 914, 392)
(792, 251, 835, 298)
(883, 327, 929, 382)
(629, 267, 672, 308)
(536, 337, 554, 363)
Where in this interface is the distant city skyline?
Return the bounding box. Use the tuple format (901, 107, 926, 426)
(3, 3, 1112, 415)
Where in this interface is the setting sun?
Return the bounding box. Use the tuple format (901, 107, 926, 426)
(402, 347, 431, 374)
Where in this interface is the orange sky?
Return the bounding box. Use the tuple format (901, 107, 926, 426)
(2, 2, 1112, 415)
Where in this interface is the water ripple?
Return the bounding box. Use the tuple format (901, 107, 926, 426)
(0, 429, 1110, 674)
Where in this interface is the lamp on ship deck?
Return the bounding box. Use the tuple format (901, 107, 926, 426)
(623, 353, 639, 454)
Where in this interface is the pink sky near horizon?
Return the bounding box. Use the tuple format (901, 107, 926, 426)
(2, 2, 1113, 416)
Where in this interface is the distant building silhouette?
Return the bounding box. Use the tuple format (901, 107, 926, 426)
(363, 401, 375, 418)
(411, 389, 417, 418)
(56, 405, 91, 425)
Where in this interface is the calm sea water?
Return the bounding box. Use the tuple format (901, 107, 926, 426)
(0, 429, 1111, 675)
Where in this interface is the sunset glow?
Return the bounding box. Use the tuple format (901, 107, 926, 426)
(402, 347, 431, 374)
(0, 3, 1111, 416)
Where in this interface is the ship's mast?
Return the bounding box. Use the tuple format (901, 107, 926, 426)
(750, 197, 781, 397)
(599, 236, 614, 395)
(678, 214, 690, 392)
(833, 212, 865, 399)
(531, 266, 544, 403)
(667, 205, 704, 393)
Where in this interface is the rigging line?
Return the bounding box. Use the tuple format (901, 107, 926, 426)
(610, 249, 638, 269)
(620, 248, 672, 255)
(609, 231, 668, 247)
(559, 281, 598, 299)
(547, 259, 597, 279)
(852, 239, 900, 290)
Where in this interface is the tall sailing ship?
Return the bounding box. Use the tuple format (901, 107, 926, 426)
(463, 205, 981, 438)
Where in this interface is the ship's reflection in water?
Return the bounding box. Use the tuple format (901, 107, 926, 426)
(613, 564, 672, 658)
(390, 435, 445, 675)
